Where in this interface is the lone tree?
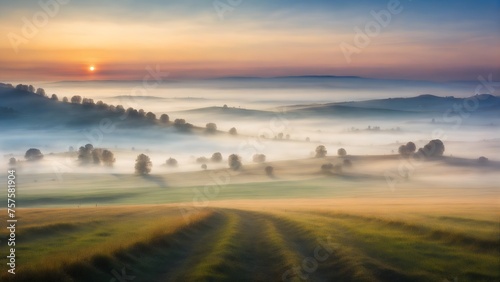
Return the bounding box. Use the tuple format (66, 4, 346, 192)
(265, 166, 274, 177)
(135, 154, 152, 175)
(398, 142, 416, 156)
(229, 127, 238, 135)
(211, 152, 222, 163)
(160, 114, 169, 124)
(25, 148, 44, 161)
(315, 145, 327, 158)
(101, 150, 116, 167)
(252, 154, 266, 163)
(206, 123, 217, 133)
(166, 157, 178, 167)
(201, 164, 207, 170)
(417, 139, 444, 158)
(228, 154, 242, 170)
(337, 148, 347, 156)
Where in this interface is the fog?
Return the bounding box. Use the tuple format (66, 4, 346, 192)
(1, 78, 499, 179)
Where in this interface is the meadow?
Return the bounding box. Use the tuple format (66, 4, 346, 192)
(0, 197, 498, 282)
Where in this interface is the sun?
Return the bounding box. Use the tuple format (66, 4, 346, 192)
(89, 66, 95, 72)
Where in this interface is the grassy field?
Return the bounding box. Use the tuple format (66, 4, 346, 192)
(0, 197, 498, 282)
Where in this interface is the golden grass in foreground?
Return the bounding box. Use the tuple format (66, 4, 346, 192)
(0, 197, 498, 281)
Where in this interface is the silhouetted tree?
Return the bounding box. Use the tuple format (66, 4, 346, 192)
(71, 95, 82, 104)
(92, 148, 102, 164)
(146, 112, 156, 120)
(315, 145, 327, 158)
(253, 154, 266, 163)
(62, 97, 69, 103)
(196, 157, 209, 164)
(78, 144, 94, 164)
(50, 94, 58, 101)
(417, 139, 445, 157)
(265, 166, 274, 176)
(28, 85, 35, 93)
(25, 148, 43, 161)
(477, 156, 489, 165)
(343, 159, 352, 167)
(229, 127, 237, 135)
(337, 148, 347, 156)
(211, 152, 222, 163)
(166, 157, 178, 167)
(206, 123, 217, 133)
(228, 154, 242, 170)
(15, 84, 29, 91)
(321, 163, 333, 172)
(115, 105, 125, 114)
(36, 88, 46, 97)
(102, 150, 116, 167)
(138, 109, 146, 118)
(398, 142, 416, 156)
(135, 154, 152, 175)
(160, 114, 169, 124)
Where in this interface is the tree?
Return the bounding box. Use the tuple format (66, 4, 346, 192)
(71, 95, 82, 104)
(102, 150, 116, 167)
(253, 154, 266, 163)
(28, 85, 35, 93)
(315, 145, 327, 158)
(277, 132, 284, 139)
(417, 139, 444, 158)
(92, 149, 102, 164)
(398, 142, 416, 156)
(228, 154, 242, 170)
(478, 156, 489, 165)
(265, 166, 274, 176)
(135, 154, 152, 175)
(196, 157, 209, 164)
(229, 127, 237, 135)
(36, 88, 46, 97)
(160, 114, 169, 124)
(201, 164, 207, 170)
(146, 112, 156, 120)
(343, 159, 352, 168)
(337, 148, 347, 156)
(25, 148, 43, 161)
(166, 158, 178, 167)
(211, 152, 222, 163)
(206, 123, 217, 133)
(9, 158, 16, 166)
(78, 144, 94, 164)
(321, 163, 333, 172)
(62, 97, 69, 103)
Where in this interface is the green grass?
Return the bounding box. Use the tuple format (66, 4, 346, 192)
(0, 201, 498, 282)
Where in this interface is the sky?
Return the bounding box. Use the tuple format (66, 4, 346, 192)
(0, 0, 499, 82)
